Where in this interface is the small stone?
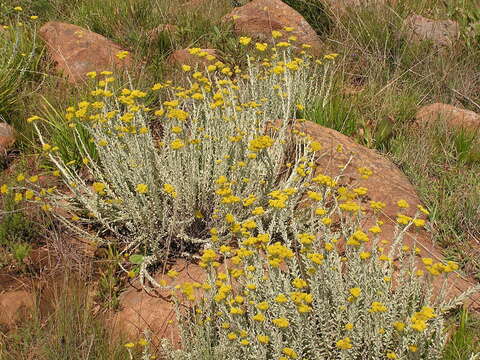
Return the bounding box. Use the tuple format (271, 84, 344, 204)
(0, 290, 34, 329)
(0, 123, 15, 155)
(108, 259, 205, 348)
(416, 103, 480, 131)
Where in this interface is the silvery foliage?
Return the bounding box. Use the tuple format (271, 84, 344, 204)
(33, 49, 331, 264)
(159, 209, 479, 360)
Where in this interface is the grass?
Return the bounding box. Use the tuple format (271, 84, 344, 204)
(443, 309, 480, 359)
(0, 273, 130, 360)
(0, 0, 479, 357)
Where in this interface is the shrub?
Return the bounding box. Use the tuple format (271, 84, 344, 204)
(155, 174, 479, 360)
(10, 33, 332, 273)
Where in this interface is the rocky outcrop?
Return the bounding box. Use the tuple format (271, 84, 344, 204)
(298, 121, 478, 307)
(39, 22, 131, 83)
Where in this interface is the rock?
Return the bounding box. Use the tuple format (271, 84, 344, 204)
(109, 259, 206, 348)
(403, 15, 460, 47)
(223, 0, 323, 55)
(167, 48, 217, 68)
(297, 121, 479, 308)
(298, 121, 421, 219)
(39, 22, 131, 83)
(0, 123, 15, 155)
(416, 103, 480, 131)
(0, 290, 34, 329)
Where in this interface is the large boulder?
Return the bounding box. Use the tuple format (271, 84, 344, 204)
(0, 123, 15, 156)
(415, 103, 480, 131)
(297, 121, 478, 306)
(223, 0, 323, 55)
(403, 15, 460, 47)
(39, 22, 131, 83)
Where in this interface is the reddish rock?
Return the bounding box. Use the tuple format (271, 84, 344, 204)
(404, 15, 460, 47)
(39, 22, 131, 83)
(0, 290, 34, 328)
(0, 123, 15, 155)
(298, 121, 479, 307)
(223, 0, 323, 55)
(416, 103, 480, 131)
(109, 259, 206, 347)
(167, 48, 217, 68)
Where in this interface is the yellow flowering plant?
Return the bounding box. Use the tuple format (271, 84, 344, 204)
(159, 196, 478, 360)
(6, 32, 478, 360)
(16, 37, 331, 282)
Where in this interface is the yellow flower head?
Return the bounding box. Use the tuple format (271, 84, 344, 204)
(136, 183, 148, 194)
(92, 182, 106, 194)
(239, 37, 252, 45)
(255, 43, 268, 52)
(336, 337, 352, 350)
(272, 30, 283, 38)
(349, 287, 361, 298)
(272, 317, 289, 328)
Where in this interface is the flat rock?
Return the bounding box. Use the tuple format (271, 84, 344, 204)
(0, 290, 34, 329)
(223, 0, 323, 55)
(403, 14, 460, 47)
(39, 22, 131, 83)
(0, 123, 15, 155)
(109, 259, 205, 347)
(167, 48, 217, 68)
(416, 103, 480, 131)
